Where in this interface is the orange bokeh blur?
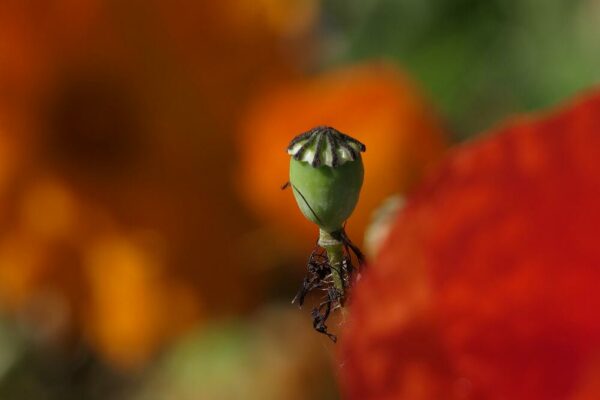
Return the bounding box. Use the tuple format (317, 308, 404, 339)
(237, 63, 447, 253)
(0, 0, 315, 368)
(341, 89, 600, 399)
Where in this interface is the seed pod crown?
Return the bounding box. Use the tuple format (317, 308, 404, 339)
(287, 126, 366, 168)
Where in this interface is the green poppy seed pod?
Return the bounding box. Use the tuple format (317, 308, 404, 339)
(287, 126, 365, 234)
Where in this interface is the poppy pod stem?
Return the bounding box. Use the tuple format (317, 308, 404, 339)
(318, 229, 346, 306)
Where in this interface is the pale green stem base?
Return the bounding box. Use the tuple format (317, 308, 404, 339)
(318, 229, 346, 311)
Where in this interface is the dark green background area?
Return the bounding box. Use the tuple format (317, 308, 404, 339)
(322, 0, 600, 138)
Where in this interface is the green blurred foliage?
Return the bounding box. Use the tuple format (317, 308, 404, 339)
(323, 0, 600, 136)
(133, 308, 338, 400)
(0, 319, 132, 400)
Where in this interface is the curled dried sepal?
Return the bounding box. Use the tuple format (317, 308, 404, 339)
(292, 242, 356, 342)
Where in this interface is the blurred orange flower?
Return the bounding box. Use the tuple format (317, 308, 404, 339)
(341, 89, 600, 399)
(237, 63, 447, 255)
(0, 0, 316, 368)
(0, 174, 202, 367)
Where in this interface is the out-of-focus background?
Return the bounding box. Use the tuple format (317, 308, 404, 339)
(0, 1, 598, 399)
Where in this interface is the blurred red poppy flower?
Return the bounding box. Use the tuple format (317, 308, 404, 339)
(341, 89, 600, 399)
